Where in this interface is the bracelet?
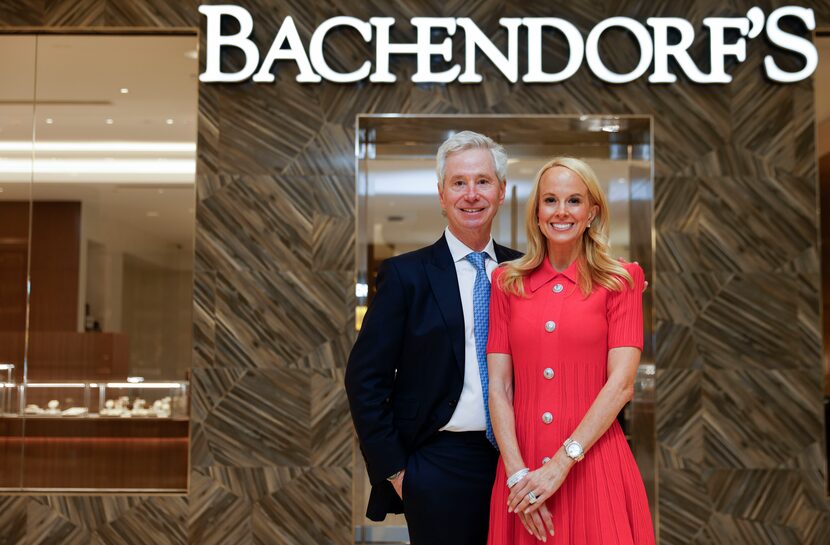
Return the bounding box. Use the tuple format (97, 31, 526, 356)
(506, 468, 529, 489)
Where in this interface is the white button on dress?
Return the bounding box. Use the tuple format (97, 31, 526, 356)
(544, 321, 556, 332)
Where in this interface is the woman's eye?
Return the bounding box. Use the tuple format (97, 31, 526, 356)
(544, 197, 555, 203)
(569, 198, 581, 204)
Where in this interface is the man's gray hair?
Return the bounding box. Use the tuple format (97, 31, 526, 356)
(436, 130, 508, 186)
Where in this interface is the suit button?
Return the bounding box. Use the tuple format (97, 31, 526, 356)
(544, 321, 556, 332)
(449, 400, 457, 407)
(543, 368, 554, 380)
(542, 412, 553, 424)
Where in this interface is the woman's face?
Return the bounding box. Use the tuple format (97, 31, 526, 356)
(536, 166, 599, 249)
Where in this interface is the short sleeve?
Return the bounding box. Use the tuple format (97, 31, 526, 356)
(607, 262, 644, 350)
(487, 267, 511, 355)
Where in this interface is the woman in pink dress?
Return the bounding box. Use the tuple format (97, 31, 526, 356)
(486, 157, 654, 544)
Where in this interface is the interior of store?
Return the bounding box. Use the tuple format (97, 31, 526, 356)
(0, 34, 198, 491)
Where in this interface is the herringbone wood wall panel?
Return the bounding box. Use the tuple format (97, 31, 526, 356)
(1, 0, 829, 544)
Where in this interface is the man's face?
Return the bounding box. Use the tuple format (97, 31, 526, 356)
(438, 148, 506, 238)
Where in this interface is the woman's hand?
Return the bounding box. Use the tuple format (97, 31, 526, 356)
(517, 501, 555, 541)
(508, 454, 573, 515)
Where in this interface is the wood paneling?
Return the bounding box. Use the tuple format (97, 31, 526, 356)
(0, 418, 188, 490)
(29, 201, 81, 333)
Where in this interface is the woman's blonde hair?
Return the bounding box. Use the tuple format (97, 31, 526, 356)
(500, 157, 632, 297)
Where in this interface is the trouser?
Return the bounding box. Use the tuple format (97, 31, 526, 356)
(402, 431, 499, 545)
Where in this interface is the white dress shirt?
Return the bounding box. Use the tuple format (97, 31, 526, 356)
(440, 227, 498, 432)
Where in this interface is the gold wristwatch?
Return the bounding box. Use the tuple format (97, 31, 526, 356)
(563, 438, 585, 462)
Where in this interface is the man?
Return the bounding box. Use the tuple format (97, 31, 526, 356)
(345, 131, 521, 545)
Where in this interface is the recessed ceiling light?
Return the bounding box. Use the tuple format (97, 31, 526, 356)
(120, 88, 129, 94)
(146, 211, 159, 217)
(0, 188, 4, 193)
(105, 118, 114, 125)
(165, 119, 174, 125)
(45, 118, 54, 124)
(184, 50, 198, 60)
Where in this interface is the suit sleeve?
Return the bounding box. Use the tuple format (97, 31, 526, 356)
(607, 262, 644, 350)
(486, 267, 511, 355)
(344, 259, 409, 485)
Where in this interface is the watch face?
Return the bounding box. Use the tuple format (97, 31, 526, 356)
(566, 443, 581, 457)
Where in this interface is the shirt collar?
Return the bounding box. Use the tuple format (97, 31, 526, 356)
(444, 227, 496, 264)
(528, 256, 580, 292)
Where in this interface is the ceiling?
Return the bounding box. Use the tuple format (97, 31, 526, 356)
(0, 34, 199, 259)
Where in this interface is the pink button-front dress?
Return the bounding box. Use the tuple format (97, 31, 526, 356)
(486, 258, 654, 545)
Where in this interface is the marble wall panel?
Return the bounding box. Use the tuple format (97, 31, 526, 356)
(1, 1, 829, 545)
(0, 496, 26, 545)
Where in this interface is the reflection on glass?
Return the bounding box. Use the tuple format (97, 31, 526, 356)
(0, 34, 198, 491)
(0, 34, 36, 490)
(354, 116, 654, 540)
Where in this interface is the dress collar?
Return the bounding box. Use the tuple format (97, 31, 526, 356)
(527, 256, 580, 292)
(444, 227, 496, 264)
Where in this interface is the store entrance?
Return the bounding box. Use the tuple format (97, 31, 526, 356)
(353, 115, 654, 542)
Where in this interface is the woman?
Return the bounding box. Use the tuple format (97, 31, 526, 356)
(486, 157, 654, 544)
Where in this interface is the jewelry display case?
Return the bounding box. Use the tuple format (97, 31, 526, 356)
(4, 380, 189, 419)
(0, 380, 190, 490)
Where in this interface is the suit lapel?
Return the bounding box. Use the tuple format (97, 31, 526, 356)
(424, 236, 466, 375)
(494, 242, 516, 263)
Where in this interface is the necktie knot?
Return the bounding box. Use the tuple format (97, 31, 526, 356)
(465, 251, 488, 272)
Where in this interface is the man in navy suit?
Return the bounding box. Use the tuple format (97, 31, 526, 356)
(345, 131, 522, 545)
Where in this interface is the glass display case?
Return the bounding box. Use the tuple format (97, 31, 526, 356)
(2, 380, 189, 419)
(0, 379, 190, 490)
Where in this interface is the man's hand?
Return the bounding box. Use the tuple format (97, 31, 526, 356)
(390, 469, 405, 499)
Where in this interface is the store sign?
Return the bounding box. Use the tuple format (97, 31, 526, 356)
(198, 5, 817, 85)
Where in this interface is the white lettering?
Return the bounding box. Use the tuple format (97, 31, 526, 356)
(457, 18, 522, 84)
(309, 17, 372, 83)
(253, 16, 320, 83)
(585, 17, 653, 84)
(523, 18, 584, 83)
(197, 6, 819, 86)
(702, 17, 749, 83)
(370, 17, 460, 83)
(647, 17, 711, 84)
(764, 6, 817, 83)
(198, 5, 260, 83)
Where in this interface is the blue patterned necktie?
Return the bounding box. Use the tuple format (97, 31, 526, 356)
(465, 251, 498, 449)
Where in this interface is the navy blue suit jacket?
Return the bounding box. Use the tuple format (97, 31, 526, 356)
(345, 234, 523, 521)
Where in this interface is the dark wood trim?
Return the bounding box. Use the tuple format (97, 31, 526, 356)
(0, 27, 197, 36)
